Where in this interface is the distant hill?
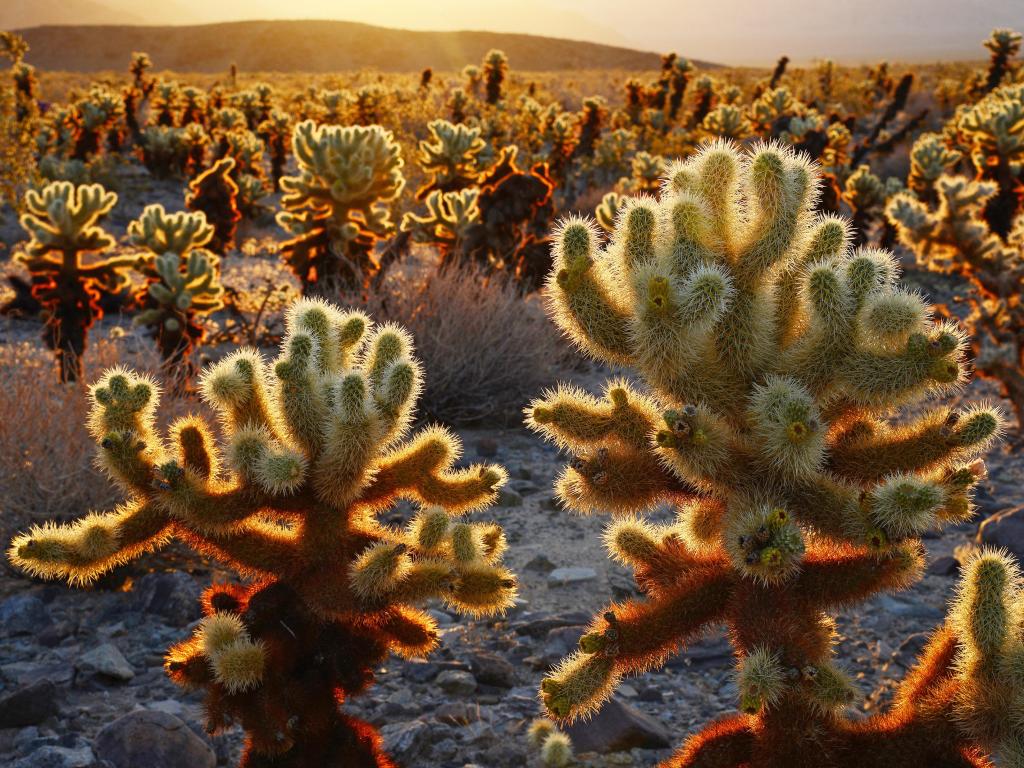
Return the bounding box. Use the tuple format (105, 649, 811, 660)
(13, 20, 698, 73)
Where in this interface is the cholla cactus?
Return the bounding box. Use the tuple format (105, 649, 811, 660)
(462, 65, 482, 98)
(139, 126, 185, 178)
(907, 132, 962, 200)
(400, 188, 480, 260)
(15, 182, 135, 381)
(277, 120, 405, 292)
(71, 86, 125, 160)
(594, 191, 624, 233)
(483, 49, 508, 105)
(128, 205, 224, 384)
(527, 141, 1008, 766)
(528, 718, 574, 768)
(620, 152, 665, 196)
(887, 174, 1024, 423)
(700, 104, 753, 141)
(844, 164, 902, 245)
(9, 298, 516, 767)
(186, 157, 241, 255)
(448, 87, 469, 124)
(257, 109, 291, 190)
(953, 82, 1024, 236)
(415, 119, 487, 197)
(981, 28, 1022, 94)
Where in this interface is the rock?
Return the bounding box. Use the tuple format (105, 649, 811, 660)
(547, 567, 597, 587)
(381, 720, 430, 764)
(435, 669, 477, 696)
(978, 505, 1024, 560)
(128, 571, 202, 626)
(0, 595, 52, 637)
(893, 632, 929, 668)
(874, 595, 943, 621)
(475, 437, 499, 458)
(94, 710, 215, 768)
(927, 555, 959, 576)
(466, 651, 517, 688)
(523, 554, 556, 574)
(11, 745, 95, 768)
(403, 660, 442, 683)
(565, 697, 671, 753)
(497, 489, 523, 507)
(667, 634, 732, 668)
(0, 681, 60, 728)
(426, 608, 454, 626)
(543, 625, 586, 663)
(434, 701, 481, 725)
(512, 611, 591, 639)
(76, 643, 135, 682)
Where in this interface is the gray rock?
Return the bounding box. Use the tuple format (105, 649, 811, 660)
(94, 710, 215, 768)
(547, 567, 597, 586)
(497, 489, 523, 507)
(128, 571, 202, 626)
(542, 625, 586, 664)
(565, 696, 671, 753)
(927, 555, 959, 576)
(435, 669, 477, 696)
(0, 595, 52, 637)
(523, 554, 556, 573)
(475, 437, 499, 458)
(77, 643, 135, 682)
(11, 745, 95, 768)
(381, 720, 430, 764)
(466, 651, 517, 688)
(874, 595, 943, 621)
(0, 681, 60, 727)
(979, 505, 1024, 560)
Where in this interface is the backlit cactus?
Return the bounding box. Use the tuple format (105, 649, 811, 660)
(483, 49, 508, 105)
(186, 156, 242, 255)
(887, 174, 1024, 423)
(527, 140, 1008, 766)
(128, 204, 224, 384)
(9, 298, 516, 767)
(415, 119, 487, 197)
(15, 181, 136, 381)
(277, 120, 405, 292)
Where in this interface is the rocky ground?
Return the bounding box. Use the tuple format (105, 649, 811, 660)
(1, 408, 1023, 768)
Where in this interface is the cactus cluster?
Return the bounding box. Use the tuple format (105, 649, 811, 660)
(527, 141, 1009, 766)
(8, 298, 516, 766)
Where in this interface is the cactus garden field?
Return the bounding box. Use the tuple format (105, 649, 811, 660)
(2, 15, 1024, 768)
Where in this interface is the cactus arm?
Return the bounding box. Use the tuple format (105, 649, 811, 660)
(358, 428, 506, 514)
(667, 715, 755, 768)
(546, 219, 635, 365)
(794, 543, 923, 610)
(8, 501, 172, 585)
(554, 444, 695, 516)
(526, 382, 660, 452)
(181, 520, 301, 580)
(890, 625, 960, 712)
(829, 406, 1001, 481)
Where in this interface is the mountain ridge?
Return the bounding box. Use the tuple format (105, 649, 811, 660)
(13, 19, 711, 73)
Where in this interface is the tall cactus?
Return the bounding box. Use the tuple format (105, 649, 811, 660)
(527, 140, 1010, 767)
(277, 120, 405, 293)
(9, 298, 516, 767)
(128, 204, 224, 385)
(15, 181, 136, 381)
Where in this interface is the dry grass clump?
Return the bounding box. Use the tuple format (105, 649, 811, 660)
(0, 332, 196, 547)
(353, 259, 575, 424)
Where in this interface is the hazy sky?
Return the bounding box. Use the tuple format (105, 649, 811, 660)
(9, 0, 1024, 65)
(169, 0, 1024, 64)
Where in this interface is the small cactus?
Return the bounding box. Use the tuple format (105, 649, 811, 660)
(128, 205, 224, 385)
(14, 181, 136, 381)
(277, 120, 405, 292)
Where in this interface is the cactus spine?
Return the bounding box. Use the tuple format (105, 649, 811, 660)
(528, 141, 1008, 767)
(9, 298, 516, 767)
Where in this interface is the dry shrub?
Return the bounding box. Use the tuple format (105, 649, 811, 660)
(352, 260, 574, 425)
(0, 332, 198, 548)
